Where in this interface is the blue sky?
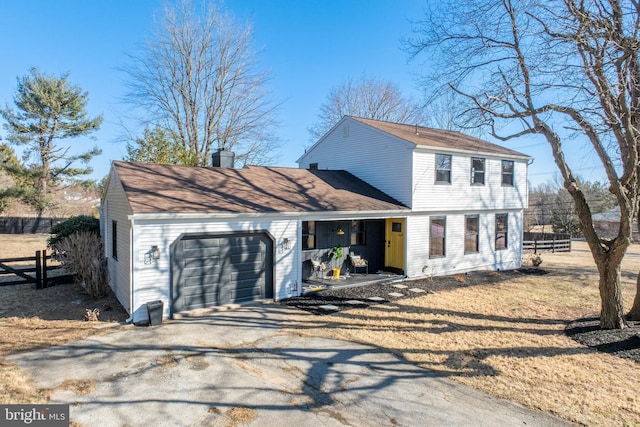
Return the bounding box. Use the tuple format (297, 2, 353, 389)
(0, 0, 606, 187)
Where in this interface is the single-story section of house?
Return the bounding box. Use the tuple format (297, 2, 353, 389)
(102, 160, 408, 321)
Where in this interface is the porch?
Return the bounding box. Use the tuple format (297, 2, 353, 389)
(302, 271, 404, 293)
(301, 217, 405, 287)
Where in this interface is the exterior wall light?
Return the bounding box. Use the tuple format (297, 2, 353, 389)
(151, 245, 160, 260)
(283, 238, 291, 250)
(336, 227, 345, 235)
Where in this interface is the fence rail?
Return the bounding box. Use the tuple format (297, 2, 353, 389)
(523, 233, 572, 253)
(0, 250, 72, 288)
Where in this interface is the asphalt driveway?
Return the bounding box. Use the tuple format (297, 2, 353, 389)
(9, 303, 571, 426)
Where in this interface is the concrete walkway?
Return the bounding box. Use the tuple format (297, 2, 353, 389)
(9, 303, 572, 426)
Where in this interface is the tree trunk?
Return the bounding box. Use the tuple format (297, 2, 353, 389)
(596, 259, 626, 329)
(629, 214, 640, 320)
(628, 273, 640, 320)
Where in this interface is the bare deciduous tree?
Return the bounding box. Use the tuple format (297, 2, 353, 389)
(409, 0, 640, 329)
(122, 0, 279, 167)
(308, 74, 424, 141)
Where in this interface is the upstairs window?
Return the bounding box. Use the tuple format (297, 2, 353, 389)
(502, 160, 514, 186)
(435, 154, 452, 184)
(111, 220, 118, 260)
(495, 214, 508, 250)
(471, 157, 485, 185)
(350, 220, 366, 246)
(429, 216, 446, 257)
(465, 215, 479, 254)
(302, 221, 316, 250)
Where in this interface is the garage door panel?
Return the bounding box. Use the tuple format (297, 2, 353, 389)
(181, 272, 222, 285)
(183, 247, 223, 258)
(229, 269, 264, 281)
(183, 237, 222, 247)
(172, 232, 273, 314)
(228, 259, 264, 272)
(229, 254, 264, 265)
(181, 256, 222, 270)
(227, 241, 264, 252)
(183, 293, 218, 310)
(219, 283, 263, 303)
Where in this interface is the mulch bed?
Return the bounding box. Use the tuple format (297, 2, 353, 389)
(281, 268, 544, 315)
(566, 317, 640, 364)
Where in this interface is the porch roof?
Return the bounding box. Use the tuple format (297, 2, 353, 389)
(113, 161, 408, 215)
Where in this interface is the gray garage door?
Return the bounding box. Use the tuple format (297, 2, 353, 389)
(171, 232, 273, 314)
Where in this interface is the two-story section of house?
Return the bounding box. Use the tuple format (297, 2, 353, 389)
(298, 116, 531, 278)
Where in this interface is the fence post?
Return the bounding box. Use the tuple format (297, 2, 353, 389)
(43, 249, 48, 289)
(35, 250, 42, 289)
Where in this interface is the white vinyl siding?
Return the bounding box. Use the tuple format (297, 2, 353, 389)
(405, 211, 522, 278)
(298, 118, 415, 207)
(412, 151, 528, 212)
(129, 217, 299, 321)
(102, 171, 133, 314)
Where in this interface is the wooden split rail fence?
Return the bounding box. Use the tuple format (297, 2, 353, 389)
(0, 250, 71, 289)
(522, 232, 572, 253)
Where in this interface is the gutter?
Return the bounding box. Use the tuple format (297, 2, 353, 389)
(413, 145, 532, 161)
(127, 209, 413, 222)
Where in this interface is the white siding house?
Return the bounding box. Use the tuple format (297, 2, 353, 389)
(102, 161, 408, 321)
(298, 116, 531, 278)
(102, 116, 530, 321)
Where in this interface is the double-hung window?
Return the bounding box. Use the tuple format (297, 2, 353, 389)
(471, 157, 485, 185)
(495, 214, 508, 250)
(465, 215, 479, 254)
(435, 154, 452, 184)
(502, 160, 514, 186)
(430, 217, 446, 257)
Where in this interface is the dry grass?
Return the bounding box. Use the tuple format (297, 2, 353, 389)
(225, 407, 258, 426)
(296, 241, 640, 427)
(0, 233, 51, 258)
(2, 234, 640, 425)
(0, 233, 126, 405)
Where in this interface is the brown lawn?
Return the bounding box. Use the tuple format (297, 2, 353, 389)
(0, 234, 127, 404)
(291, 242, 640, 427)
(1, 234, 640, 426)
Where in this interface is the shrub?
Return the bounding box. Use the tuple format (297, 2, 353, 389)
(48, 215, 100, 248)
(54, 231, 108, 298)
(526, 253, 543, 267)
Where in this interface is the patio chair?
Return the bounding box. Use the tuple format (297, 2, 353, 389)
(349, 253, 368, 275)
(310, 259, 327, 282)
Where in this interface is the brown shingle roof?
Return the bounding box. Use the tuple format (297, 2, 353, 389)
(350, 117, 530, 158)
(112, 161, 407, 215)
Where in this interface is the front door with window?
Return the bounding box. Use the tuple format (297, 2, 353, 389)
(384, 218, 405, 274)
